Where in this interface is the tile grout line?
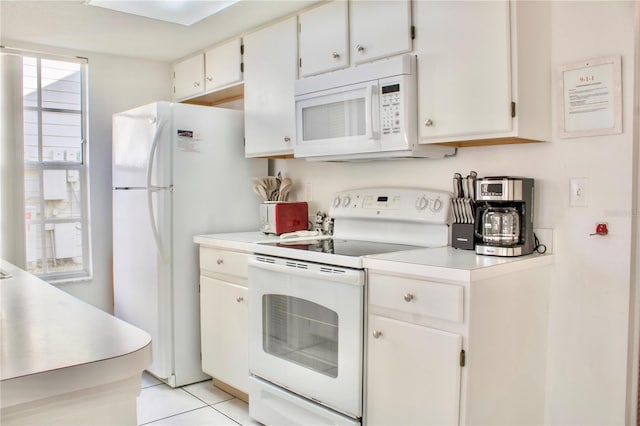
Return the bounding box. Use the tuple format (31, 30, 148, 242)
(138, 405, 219, 426)
(181, 388, 242, 425)
(208, 404, 243, 426)
(138, 379, 246, 426)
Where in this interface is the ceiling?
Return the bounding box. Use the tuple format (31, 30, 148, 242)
(0, 0, 319, 63)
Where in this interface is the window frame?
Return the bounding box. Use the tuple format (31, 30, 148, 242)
(15, 50, 92, 283)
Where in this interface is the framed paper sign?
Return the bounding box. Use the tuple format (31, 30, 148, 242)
(559, 55, 622, 138)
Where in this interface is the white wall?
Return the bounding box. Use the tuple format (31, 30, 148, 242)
(274, 1, 636, 423)
(2, 40, 172, 312)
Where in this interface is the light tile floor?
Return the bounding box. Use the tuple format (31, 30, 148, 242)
(138, 372, 260, 426)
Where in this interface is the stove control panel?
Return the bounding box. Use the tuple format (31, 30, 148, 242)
(330, 187, 451, 224)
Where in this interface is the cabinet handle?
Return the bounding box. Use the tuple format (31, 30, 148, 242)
(236, 296, 244, 303)
(356, 45, 365, 53)
(332, 51, 340, 59)
(284, 136, 291, 144)
(216, 258, 224, 265)
(424, 119, 434, 127)
(372, 330, 382, 339)
(193, 82, 200, 87)
(206, 76, 212, 82)
(404, 293, 414, 302)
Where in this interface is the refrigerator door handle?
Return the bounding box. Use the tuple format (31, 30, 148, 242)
(147, 187, 170, 264)
(146, 118, 167, 190)
(146, 118, 170, 264)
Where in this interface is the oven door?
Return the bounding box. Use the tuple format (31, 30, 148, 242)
(294, 80, 381, 159)
(248, 255, 365, 418)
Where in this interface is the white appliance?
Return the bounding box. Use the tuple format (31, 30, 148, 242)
(294, 55, 456, 161)
(112, 101, 266, 388)
(248, 187, 451, 425)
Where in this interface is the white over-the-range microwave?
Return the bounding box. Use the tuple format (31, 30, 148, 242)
(294, 54, 456, 161)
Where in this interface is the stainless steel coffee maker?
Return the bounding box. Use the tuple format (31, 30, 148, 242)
(475, 177, 534, 257)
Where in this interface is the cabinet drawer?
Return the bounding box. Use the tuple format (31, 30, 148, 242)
(200, 248, 248, 278)
(369, 274, 463, 323)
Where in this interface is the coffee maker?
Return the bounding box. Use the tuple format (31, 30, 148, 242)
(475, 177, 534, 257)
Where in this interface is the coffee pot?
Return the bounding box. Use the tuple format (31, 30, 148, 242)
(479, 207, 520, 244)
(474, 177, 534, 257)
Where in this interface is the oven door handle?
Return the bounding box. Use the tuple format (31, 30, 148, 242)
(249, 257, 364, 286)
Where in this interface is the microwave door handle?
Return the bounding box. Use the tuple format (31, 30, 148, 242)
(365, 84, 378, 140)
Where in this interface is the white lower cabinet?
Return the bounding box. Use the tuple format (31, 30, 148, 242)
(365, 260, 549, 425)
(199, 247, 249, 395)
(200, 276, 248, 393)
(366, 315, 462, 425)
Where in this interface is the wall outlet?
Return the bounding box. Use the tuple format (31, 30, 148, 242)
(570, 177, 588, 207)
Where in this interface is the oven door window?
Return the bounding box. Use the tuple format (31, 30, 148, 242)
(262, 294, 338, 378)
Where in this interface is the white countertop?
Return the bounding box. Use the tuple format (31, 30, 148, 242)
(364, 246, 553, 282)
(194, 231, 279, 251)
(1, 260, 152, 408)
(194, 232, 553, 282)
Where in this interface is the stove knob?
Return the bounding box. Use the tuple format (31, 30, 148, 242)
(333, 196, 341, 208)
(415, 196, 428, 210)
(342, 196, 351, 207)
(430, 198, 443, 212)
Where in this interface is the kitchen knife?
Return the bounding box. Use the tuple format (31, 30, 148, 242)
(450, 199, 459, 223)
(461, 176, 469, 199)
(468, 171, 477, 201)
(453, 173, 462, 198)
(458, 198, 468, 223)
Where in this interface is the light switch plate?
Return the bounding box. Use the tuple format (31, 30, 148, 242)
(570, 177, 588, 207)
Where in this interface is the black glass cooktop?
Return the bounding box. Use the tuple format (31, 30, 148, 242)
(271, 239, 421, 257)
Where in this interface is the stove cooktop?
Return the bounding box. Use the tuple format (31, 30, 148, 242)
(252, 238, 425, 269)
(251, 187, 452, 268)
(274, 239, 420, 257)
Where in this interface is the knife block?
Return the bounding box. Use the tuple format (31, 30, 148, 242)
(452, 223, 475, 250)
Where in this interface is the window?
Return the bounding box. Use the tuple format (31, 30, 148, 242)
(20, 54, 91, 282)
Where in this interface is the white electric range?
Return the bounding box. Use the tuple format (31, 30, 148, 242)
(247, 187, 452, 426)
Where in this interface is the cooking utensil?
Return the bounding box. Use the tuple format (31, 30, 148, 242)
(278, 177, 292, 201)
(253, 184, 268, 201)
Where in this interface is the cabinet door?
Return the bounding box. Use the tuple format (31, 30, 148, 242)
(174, 54, 205, 100)
(243, 17, 297, 157)
(366, 315, 462, 426)
(415, 1, 511, 142)
(200, 276, 249, 393)
(298, 1, 349, 77)
(350, 0, 412, 65)
(204, 38, 243, 92)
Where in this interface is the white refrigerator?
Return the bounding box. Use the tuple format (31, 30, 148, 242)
(112, 101, 266, 387)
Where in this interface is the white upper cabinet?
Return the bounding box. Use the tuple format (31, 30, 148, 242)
(416, 0, 551, 145)
(204, 38, 243, 93)
(174, 54, 205, 101)
(298, 1, 349, 77)
(243, 16, 298, 157)
(173, 37, 242, 102)
(349, 0, 412, 65)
